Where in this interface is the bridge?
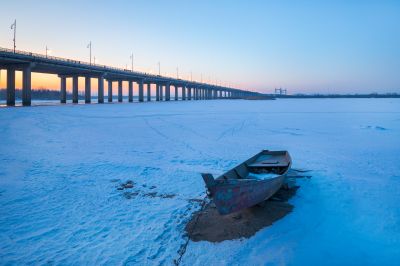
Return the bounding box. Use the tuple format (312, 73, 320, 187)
(0, 47, 259, 106)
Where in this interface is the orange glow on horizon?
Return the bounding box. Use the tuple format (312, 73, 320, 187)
(0, 71, 60, 91)
(0, 70, 173, 95)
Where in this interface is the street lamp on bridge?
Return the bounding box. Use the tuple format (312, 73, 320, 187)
(45, 46, 51, 58)
(10, 19, 16, 53)
(130, 52, 134, 71)
(87, 41, 92, 65)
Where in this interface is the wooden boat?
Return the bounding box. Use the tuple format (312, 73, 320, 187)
(202, 150, 292, 215)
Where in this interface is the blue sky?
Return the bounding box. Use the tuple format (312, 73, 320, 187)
(0, 0, 399, 94)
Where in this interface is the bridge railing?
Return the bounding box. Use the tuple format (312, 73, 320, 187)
(0, 47, 240, 91)
(0, 47, 173, 80)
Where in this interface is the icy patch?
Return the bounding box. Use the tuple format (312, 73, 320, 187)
(248, 172, 279, 180)
(361, 125, 389, 131)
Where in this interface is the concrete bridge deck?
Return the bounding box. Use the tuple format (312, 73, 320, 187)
(0, 47, 258, 106)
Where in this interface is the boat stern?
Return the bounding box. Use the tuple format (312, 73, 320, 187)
(201, 173, 216, 195)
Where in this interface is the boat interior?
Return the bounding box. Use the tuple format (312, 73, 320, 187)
(219, 151, 290, 181)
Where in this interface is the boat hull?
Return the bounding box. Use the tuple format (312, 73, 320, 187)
(210, 175, 285, 215)
(202, 150, 291, 215)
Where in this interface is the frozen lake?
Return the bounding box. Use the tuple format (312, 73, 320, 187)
(0, 99, 399, 265)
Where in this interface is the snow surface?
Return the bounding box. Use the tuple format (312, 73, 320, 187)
(0, 99, 399, 265)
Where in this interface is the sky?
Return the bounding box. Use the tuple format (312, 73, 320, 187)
(0, 0, 399, 94)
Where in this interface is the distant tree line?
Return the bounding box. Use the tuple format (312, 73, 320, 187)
(0, 89, 84, 100)
(270, 93, 400, 98)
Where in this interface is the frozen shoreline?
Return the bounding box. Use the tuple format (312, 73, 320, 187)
(0, 99, 399, 265)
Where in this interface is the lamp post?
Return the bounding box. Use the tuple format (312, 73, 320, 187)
(130, 53, 134, 71)
(158, 62, 160, 75)
(87, 41, 92, 64)
(10, 19, 16, 53)
(45, 46, 50, 58)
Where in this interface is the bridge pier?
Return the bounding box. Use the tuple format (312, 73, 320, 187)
(160, 85, 163, 101)
(188, 87, 191, 100)
(60, 76, 66, 103)
(72, 75, 79, 104)
(174, 85, 178, 100)
(108, 80, 113, 102)
(22, 65, 32, 106)
(165, 83, 170, 101)
(85, 77, 91, 103)
(98, 76, 104, 103)
(138, 80, 144, 102)
(118, 80, 123, 102)
(182, 86, 186, 100)
(147, 83, 151, 101)
(156, 84, 160, 101)
(6, 67, 15, 106)
(128, 81, 133, 102)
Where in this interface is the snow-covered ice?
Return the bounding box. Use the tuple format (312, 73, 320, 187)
(0, 99, 399, 265)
